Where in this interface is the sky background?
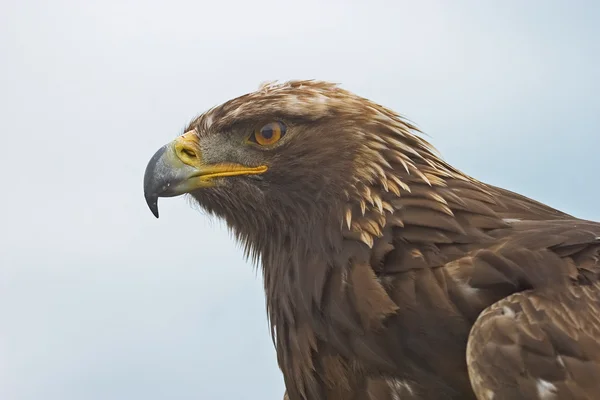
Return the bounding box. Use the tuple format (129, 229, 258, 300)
(1, 1, 599, 399)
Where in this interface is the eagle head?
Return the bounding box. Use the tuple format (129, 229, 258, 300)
(144, 80, 443, 258)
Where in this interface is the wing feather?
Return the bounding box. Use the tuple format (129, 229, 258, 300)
(467, 282, 600, 400)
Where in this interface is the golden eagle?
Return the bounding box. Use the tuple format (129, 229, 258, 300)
(143, 81, 600, 400)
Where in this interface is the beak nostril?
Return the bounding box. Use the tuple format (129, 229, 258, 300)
(181, 148, 197, 159)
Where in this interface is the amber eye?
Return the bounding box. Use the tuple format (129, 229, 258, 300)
(251, 122, 287, 146)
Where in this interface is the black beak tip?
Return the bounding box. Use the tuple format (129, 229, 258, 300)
(144, 145, 168, 219)
(144, 193, 160, 219)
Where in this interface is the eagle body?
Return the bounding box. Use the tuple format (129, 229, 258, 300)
(144, 81, 600, 400)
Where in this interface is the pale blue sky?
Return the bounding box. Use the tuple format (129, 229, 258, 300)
(1, 1, 599, 399)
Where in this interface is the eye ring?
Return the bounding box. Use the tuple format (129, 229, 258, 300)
(250, 121, 287, 146)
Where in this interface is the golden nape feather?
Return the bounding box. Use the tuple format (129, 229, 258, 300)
(143, 80, 600, 400)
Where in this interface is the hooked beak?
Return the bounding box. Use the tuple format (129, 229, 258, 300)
(143, 130, 268, 218)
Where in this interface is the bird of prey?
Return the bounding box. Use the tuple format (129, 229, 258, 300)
(143, 80, 600, 400)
